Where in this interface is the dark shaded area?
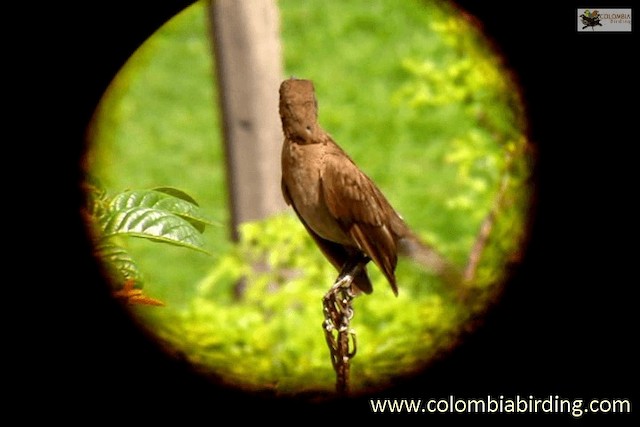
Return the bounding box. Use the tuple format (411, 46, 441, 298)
(401, 0, 637, 417)
(408, 0, 637, 401)
(43, 0, 635, 422)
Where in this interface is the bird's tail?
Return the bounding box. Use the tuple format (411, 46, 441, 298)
(397, 233, 463, 289)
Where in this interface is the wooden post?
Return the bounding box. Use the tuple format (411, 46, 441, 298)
(208, 0, 287, 240)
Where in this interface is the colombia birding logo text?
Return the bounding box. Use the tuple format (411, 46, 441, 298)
(577, 8, 632, 32)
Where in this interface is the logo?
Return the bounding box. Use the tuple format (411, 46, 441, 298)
(577, 8, 632, 32)
(579, 10, 602, 30)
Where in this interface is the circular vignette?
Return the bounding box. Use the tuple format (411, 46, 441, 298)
(82, 0, 534, 398)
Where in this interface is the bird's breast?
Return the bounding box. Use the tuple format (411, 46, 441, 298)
(282, 141, 352, 246)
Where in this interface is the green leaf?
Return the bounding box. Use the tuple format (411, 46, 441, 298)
(100, 206, 210, 253)
(153, 186, 200, 206)
(94, 240, 143, 288)
(110, 189, 218, 232)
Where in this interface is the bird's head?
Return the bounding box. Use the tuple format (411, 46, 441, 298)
(279, 78, 320, 143)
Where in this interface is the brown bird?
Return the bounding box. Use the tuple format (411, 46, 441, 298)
(279, 78, 460, 296)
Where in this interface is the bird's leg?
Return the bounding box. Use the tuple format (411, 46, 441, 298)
(322, 259, 363, 394)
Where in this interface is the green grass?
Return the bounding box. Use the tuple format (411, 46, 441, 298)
(86, 0, 531, 396)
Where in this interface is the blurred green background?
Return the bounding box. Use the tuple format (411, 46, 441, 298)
(86, 0, 531, 395)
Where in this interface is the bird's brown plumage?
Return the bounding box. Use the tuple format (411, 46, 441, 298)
(279, 78, 459, 295)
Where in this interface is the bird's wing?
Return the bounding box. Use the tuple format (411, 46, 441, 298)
(282, 178, 373, 294)
(320, 144, 399, 295)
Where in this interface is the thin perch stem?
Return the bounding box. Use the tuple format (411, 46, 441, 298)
(322, 261, 363, 395)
